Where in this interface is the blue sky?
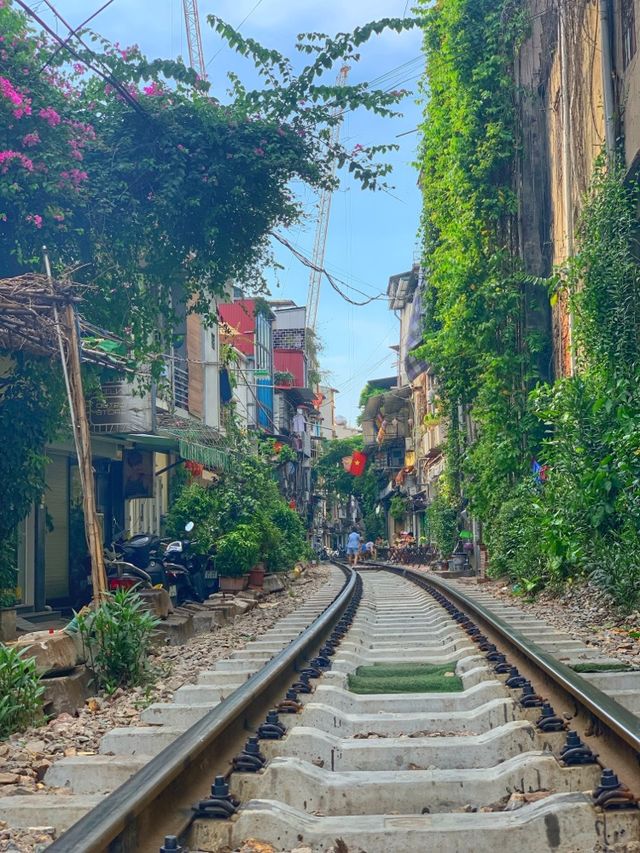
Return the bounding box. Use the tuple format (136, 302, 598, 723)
(40, 0, 424, 424)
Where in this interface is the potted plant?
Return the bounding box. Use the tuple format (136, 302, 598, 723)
(0, 556, 18, 642)
(274, 370, 295, 389)
(215, 525, 259, 592)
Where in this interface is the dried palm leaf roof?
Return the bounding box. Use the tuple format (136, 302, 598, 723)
(0, 273, 130, 371)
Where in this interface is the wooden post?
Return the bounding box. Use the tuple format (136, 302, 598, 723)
(63, 303, 108, 601)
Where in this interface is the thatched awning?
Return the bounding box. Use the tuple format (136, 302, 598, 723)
(0, 273, 130, 371)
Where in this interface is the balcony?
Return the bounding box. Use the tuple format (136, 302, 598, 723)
(173, 363, 189, 412)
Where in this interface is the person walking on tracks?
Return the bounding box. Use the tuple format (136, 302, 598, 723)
(346, 528, 361, 566)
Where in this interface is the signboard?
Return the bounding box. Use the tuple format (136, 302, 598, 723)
(89, 381, 153, 434)
(123, 449, 154, 499)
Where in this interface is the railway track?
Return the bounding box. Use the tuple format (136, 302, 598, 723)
(25, 562, 640, 851)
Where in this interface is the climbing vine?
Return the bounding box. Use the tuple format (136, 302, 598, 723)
(0, 356, 64, 606)
(415, 0, 547, 529)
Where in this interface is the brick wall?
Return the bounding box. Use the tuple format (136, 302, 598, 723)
(273, 328, 305, 350)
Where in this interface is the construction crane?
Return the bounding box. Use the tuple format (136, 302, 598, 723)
(306, 65, 350, 333)
(182, 0, 207, 80)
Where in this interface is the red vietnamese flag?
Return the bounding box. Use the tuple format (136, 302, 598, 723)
(349, 450, 367, 477)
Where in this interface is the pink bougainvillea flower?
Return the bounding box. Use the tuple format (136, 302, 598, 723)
(26, 213, 43, 228)
(53, 212, 65, 222)
(0, 150, 34, 172)
(59, 168, 88, 188)
(0, 76, 23, 107)
(38, 106, 61, 127)
(143, 82, 163, 97)
(254, 147, 265, 156)
(22, 131, 40, 147)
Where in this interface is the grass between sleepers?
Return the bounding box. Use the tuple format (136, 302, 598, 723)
(347, 661, 463, 694)
(570, 662, 636, 673)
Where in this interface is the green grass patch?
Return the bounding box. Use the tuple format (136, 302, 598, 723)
(347, 661, 463, 694)
(570, 662, 636, 673)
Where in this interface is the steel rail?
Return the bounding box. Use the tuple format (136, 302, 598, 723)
(49, 564, 355, 853)
(364, 562, 640, 755)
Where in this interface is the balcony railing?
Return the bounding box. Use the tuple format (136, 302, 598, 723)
(173, 364, 189, 411)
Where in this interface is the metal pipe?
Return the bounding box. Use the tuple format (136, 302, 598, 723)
(599, 0, 617, 157)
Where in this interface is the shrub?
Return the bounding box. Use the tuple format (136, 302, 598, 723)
(165, 482, 219, 555)
(0, 644, 43, 738)
(426, 494, 458, 557)
(76, 589, 159, 695)
(215, 525, 260, 577)
(484, 481, 548, 595)
(0, 552, 17, 609)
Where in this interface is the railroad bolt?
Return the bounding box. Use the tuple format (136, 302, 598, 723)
(192, 775, 239, 819)
(505, 666, 527, 688)
(519, 682, 543, 708)
(160, 836, 182, 853)
(536, 702, 565, 732)
(292, 672, 313, 694)
(560, 730, 597, 765)
(310, 654, 332, 670)
(593, 769, 638, 809)
(257, 709, 286, 739)
(277, 688, 302, 713)
(232, 737, 266, 772)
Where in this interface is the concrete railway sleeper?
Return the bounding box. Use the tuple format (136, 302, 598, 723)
(19, 563, 640, 852)
(180, 567, 640, 853)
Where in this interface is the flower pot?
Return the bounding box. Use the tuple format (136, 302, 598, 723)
(0, 607, 16, 642)
(248, 563, 266, 589)
(219, 576, 249, 593)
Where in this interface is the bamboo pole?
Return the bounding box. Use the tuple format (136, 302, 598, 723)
(63, 303, 108, 600)
(44, 249, 107, 601)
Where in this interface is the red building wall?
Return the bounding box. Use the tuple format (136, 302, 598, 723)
(218, 300, 256, 356)
(274, 349, 306, 387)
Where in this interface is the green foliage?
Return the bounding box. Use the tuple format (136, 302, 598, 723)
(76, 589, 159, 695)
(389, 495, 408, 521)
(0, 644, 44, 738)
(165, 482, 219, 555)
(313, 435, 382, 540)
(426, 494, 458, 557)
(215, 525, 260, 577)
(165, 451, 307, 574)
(485, 164, 640, 609)
(0, 356, 64, 606)
(416, 0, 548, 528)
(484, 480, 547, 592)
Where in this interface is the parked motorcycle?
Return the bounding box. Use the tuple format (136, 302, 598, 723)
(163, 521, 217, 604)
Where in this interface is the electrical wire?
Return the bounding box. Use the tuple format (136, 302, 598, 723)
(17, 0, 146, 114)
(38, 0, 116, 72)
(206, 0, 267, 69)
(271, 232, 386, 306)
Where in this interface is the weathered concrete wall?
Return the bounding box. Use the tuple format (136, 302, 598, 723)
(517, 0, 607, 379)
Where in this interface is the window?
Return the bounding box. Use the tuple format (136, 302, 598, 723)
(623, 0, 637, 69)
